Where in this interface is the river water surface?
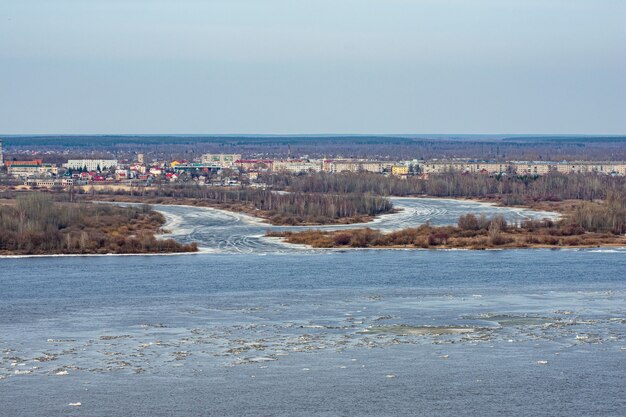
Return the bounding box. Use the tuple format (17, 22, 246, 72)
(1, 198, 624, 416)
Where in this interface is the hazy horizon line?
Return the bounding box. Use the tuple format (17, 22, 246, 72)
(2, 133, 625, 138)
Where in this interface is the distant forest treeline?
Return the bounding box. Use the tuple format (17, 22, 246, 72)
(265, 172, 626, 205)
(4, 135, 626, 161)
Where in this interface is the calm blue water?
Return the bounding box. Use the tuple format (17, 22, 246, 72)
(1, 200, 624, 416)
(1, 249, 626, 416)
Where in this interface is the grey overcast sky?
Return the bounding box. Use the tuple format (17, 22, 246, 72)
(1, 0, 625, 135)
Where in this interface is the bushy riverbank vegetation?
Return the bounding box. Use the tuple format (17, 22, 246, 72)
(0, 194, 197, 255)
(268, 193, 626, 249)
(268, 210, 626, 250)
(89, 186, 394, 225)
(569, 194, 626, 235)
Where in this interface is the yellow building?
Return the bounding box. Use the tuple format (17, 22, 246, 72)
(391, 165, 409, 176)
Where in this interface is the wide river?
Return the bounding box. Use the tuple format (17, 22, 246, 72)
(1, 198, 625, 416)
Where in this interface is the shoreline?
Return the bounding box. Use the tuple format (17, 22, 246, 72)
(2, 197, 614, 258)
(3, 244, 625, 259)
(267, 236, 626, 251)
(0, 250, 205, 260)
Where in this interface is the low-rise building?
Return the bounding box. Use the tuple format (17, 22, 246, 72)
(25, 178, 74, 188)
(554, 163, 588, 174)
(272, 159, 322, 173)
(421, 162, 466, 174)
(201, 153, 241, 167)
(5, 159, 43, 167)
(469, 162, 510, 174)
(115, 170, 130, 181)
(391, 165, 409, 176)
(554, 162, 626, 176)
(236, 159, 274, 171)
(510, 162, 553, 175)
(360, 161, 385, 173)
(5, 160, 53, 178)
(64, 159, 118, 171)
(323, 159, 385, 173)
(173, 163, 222, 173)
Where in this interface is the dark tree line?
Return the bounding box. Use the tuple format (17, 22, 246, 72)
(99, 185, 394, 225)
(264, 172, 626, 204)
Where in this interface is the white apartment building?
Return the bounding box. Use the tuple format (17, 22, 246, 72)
(63, 159, 118, 171)
(323, 160, 385, 173)
(421, 162, 467, 174)
(510, 162, 553, 175)
(272, 159, 322, 173)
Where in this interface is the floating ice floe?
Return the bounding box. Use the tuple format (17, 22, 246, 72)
(363, 324, 476, 336)
(14, 369, 32, 375)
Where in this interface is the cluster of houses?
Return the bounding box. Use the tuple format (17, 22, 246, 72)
(206, 154, 626, 177)
(2, 151, 626, 189)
